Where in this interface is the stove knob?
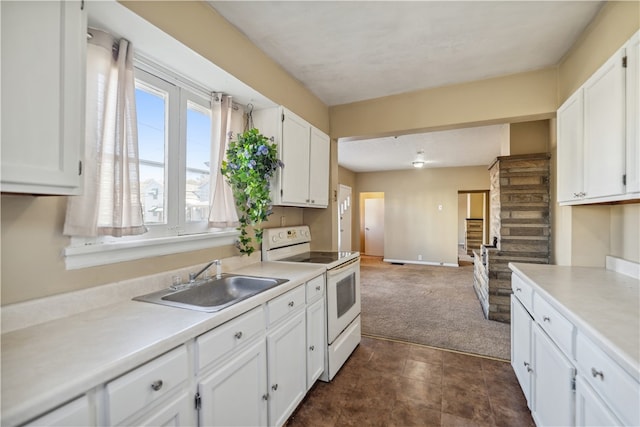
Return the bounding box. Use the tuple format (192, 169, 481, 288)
(278, 232, 284, 239)
(272, 235, 278, 242)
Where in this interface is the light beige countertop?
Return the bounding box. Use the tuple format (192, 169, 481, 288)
(509, 262, 639, 381)
(1, 261, 325, 427)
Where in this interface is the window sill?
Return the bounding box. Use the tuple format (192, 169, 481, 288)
(64, 230, 239, 270)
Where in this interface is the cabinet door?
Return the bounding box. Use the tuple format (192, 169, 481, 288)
(583, 48, 626, 199)
(532, 324, 575, 427)
(557, 90, 584, 203)
(0, 0, 85, 195)
(267, 310, 306, 427)
(308, 128, 330, 207)
(198, 339, 268, 427)
(281, 111, 311, 205)
(575, 376, 622, 427)
(510, 296, 532, 408)
(129, 392, 194, 427)
(24, 395, 93, 427)
(306, 298, 326, 390)
(626, 31, 640, 194)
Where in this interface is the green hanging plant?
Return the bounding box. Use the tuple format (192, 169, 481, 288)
(221, 128, 283, 256)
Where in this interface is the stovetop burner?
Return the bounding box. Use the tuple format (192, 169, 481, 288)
(279, 251, 355, 264)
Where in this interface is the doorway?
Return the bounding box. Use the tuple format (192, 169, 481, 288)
(338, 184, 352, 252)
(457, 190, 489, 262)
(359, 192, 384, 256)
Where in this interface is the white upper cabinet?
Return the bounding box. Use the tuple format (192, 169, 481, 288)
(557, 90, 585, 203)
(308, 128, 330, 207)
(557, 29, 640, 205)
(1, 1, 86, 195)
(253, 106, 330, 208)
(626, 32, 640, 195)
(583, 48, 626, 200)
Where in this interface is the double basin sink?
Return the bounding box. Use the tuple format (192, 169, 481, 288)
(134, 274, 288, 312)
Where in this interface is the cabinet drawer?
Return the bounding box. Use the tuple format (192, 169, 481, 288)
(533, 294, 574, 358)
(267, 285, 305, 326)
(197, 306, 265, 371)
(305, 275, 325, 303)
(106, 346, 188, 426)
(576, 333, 640, 426)
(511, 273, 533, 313)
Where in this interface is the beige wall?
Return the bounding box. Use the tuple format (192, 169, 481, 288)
(329, 68, 557, 141)
(510, 120, 550, 155)
(3, 2, 639, 305)
(355, 167, 489, 264)
(1, 1, 326, 305)
(120, 1, 329, 133)
(558, 1, 640, 104)
(553, 1, 640, 266)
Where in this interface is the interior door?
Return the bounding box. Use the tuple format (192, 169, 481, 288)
(338, 184, 352, 252)
(364, 198, 384, 256)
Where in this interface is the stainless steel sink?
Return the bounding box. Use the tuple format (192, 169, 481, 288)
(133, 274, 288, 312)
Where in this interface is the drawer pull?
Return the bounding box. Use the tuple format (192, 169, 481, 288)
(309, 345, 315, 351)
(272, 384, 278, 391)
(315, 286, 321, 291)
(150, 380, 163, 391)
(288, 301, 294, 307)
(234, 331, 243, 339)
(591, 368, 604, 380)
(262, 394, 269, 401)
(543, 316, 550, 322)
(516, 287, 522, 292)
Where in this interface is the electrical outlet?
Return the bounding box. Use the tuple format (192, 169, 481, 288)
(418, 254, 423, 261)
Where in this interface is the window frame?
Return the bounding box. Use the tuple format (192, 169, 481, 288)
(64, 57, 238, 270)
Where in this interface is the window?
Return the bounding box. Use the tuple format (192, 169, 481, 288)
(135, 66, 215, 237)
(65, 60, 237, 269)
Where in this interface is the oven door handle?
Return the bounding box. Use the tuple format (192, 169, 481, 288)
(328, 257, 360, 275)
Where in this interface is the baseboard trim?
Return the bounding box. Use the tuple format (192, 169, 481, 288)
(383, 258, 458, 268)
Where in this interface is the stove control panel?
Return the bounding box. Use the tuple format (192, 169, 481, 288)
(263, 226, 311, 249)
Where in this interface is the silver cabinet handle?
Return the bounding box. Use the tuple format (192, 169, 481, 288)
(316, 286, 321, 291)
(235, 331, 243, 339)
(288, 301, 294, 307)
(309, 345, 315, 351)
(524, 362, 533, 373)
(516, 287, 522, 292)
(543, 316, 550, 322)
(272, 384, 278, 391)
(591, 368, 604, 380)
(150, 380, 163, 391)
(262, 394, 269, 401)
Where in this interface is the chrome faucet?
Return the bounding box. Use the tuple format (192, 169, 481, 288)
(189, 259, 222, 283)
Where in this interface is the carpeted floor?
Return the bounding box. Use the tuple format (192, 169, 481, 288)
(360, 256, 511, 360)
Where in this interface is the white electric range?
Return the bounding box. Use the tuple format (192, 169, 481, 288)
(262, 226, 361, 381)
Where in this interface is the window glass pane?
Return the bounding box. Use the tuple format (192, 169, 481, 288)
(185, 102, 211, 223)
(136, 85, 167, 225)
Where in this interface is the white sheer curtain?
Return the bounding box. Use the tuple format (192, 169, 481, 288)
(208, 93, 243, 228)
(64, 28, 146, 237)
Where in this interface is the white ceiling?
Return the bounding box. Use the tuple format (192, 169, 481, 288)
(208, 1, 603, 171)
(339, 124, 508, 172)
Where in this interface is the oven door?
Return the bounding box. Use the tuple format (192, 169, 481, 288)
(326, 258, 360, 344)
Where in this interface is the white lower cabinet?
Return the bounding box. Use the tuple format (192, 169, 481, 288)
(266, 309, 307, 427)
(198, 339, 268, 427)
(531, 323, 575, 427)
(511, 269, 640, 427)
(24, 395, 93, 427)
(105, 345, 192, 426)
(510, 296, 532, 407)
(306, 297, 326, 390)
(575, 376, 622, 427)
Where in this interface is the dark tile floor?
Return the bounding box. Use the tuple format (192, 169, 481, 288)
(287, 336, 534, 427)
